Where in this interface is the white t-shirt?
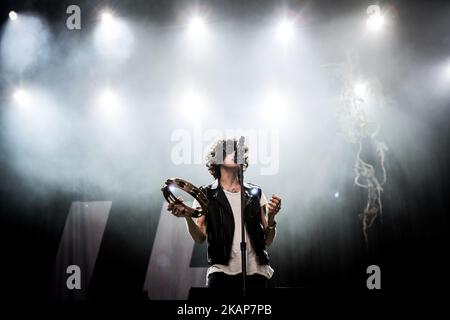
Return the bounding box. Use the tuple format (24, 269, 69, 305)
(192, 189, 274, 282)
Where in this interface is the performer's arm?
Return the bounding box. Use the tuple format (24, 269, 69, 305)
(262, 206, 276, 246)
(168, 201, 206, 243)
(185, 215, 206, 244)
(262, 194, 281, 246)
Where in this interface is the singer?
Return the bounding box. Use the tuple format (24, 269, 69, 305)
(167, 138, 282, 288)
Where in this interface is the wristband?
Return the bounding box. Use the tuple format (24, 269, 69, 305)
(267, 221, 277, 230)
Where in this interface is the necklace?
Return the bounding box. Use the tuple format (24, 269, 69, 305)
(224, 185, 240, 193)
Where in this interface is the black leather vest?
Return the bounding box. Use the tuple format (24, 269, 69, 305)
(200, 179, 270, 266)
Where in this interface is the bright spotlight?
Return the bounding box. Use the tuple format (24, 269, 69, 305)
(354, 82, 368, 98)
(446, 62, 450, 74)
(366, 5, 385, 32)
(442, 58, 450, 77)
(188, 15, 207, 38)
(179, 89, 207, 124)
(9, 11, 17, 21)
(13, 89, 30, 105)
(366, 13, 384, 32)
(275, 18, 296, 44)
(100, 11, 114, 24)
(97, 88, 120, 117)
(444, 61, 450, 79)
(94, 12, 134, 62)
(334, 192, 340, 199)
(260, 90, 291, 124)
(1, 15, 51, 73)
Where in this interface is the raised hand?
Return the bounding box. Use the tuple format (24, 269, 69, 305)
(267, 194, 282, 216)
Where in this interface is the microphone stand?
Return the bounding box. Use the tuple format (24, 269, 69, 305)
(236, 137, 247, 297)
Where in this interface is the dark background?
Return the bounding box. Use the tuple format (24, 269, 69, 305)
(0, 0, 449, 302)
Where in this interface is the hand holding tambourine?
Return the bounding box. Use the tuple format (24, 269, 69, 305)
(167, 196, 195, 218)
(161, 178, 208, 218)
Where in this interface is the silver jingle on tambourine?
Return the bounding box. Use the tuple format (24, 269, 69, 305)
(161, 178, 208, 218)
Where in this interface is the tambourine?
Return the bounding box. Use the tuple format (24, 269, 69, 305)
(161, 178, 208, 218)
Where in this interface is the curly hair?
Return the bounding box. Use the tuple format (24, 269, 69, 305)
(205, 138, 249, 179)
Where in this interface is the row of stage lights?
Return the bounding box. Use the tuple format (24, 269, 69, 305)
(6, 7, 384, 121)
(7, 5, 386, 40)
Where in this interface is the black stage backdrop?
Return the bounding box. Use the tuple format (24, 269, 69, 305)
(0, 0, 449, 306)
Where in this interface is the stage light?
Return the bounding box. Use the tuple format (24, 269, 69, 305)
(97, 88, 120, 117)
(99, 88, 118, 108)
(354, 82, 368, 98)
(260, 90, 291, 124)
(275, 18, 296, 44)
(179, 89, 207, 124)
(1, 15, 51, 73)
(94, 11, 134, 62)
(188, 15, 207, 39)
(366, 13, 384, 32)
(443, 59, 450, 78)
(13, 89, 30, 105)
(334, 192, 340, 198)
(100, 11, 113, 24)
(9, 11, 17, 21)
